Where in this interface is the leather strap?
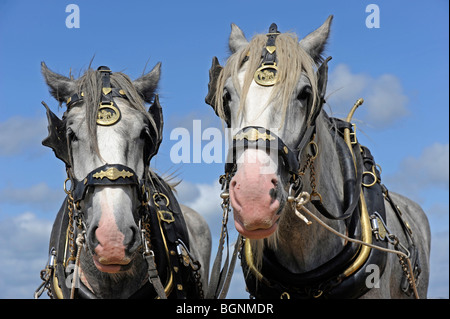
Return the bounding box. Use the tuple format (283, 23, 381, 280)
(144, 252, 167, 299)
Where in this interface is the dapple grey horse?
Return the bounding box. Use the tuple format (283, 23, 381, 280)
(206, 16, 430, 298)
(37, 63, 211, 298)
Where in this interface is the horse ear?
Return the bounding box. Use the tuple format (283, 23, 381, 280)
(229, 23, 249, 53)
(133, 62, 161, 104)
(41, 62, 77, 104)
(299, 15, 333, 64)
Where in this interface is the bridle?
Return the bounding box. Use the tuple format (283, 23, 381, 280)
(46, 66, 160, 246)
(36, 66, 203, 299)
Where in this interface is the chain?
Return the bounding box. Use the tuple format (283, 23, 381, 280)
(191, 260, 204, 299)
(66, 193, 76, 263)
(298, 150, 321, 201)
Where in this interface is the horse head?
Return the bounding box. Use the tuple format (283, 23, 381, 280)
(206, 16, 332, 240)
(41, 63, 162, 294)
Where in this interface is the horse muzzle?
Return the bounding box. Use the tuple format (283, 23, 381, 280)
(229, 148, 283, 239)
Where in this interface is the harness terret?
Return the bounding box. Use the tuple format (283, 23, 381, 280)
(205, 24, 421, 299)
(35, 66, 203, 299)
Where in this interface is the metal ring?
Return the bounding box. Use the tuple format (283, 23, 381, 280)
(308, 141, 319, 159)
(362, 171, 377, 187)
(280, 292, 290, 299)
(309, 191, 322, 203)
(313, 289, 324, 298)
(376, 163, 382, 174)
(63, 178, 72, 195)
(153, 192, 170, 208)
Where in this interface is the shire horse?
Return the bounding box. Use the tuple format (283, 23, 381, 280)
(206, 16, 430, 298)
(35, 63, 211, 299)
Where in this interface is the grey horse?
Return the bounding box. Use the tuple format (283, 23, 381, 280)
(37, 63, 211, 299)
(206, 16, 430, 298)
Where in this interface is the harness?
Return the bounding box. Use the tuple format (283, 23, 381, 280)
(205, 24, 421, 299)
(35, 66, 203, 299)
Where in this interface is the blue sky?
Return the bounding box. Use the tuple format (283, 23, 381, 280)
(0, 0, 448, 298)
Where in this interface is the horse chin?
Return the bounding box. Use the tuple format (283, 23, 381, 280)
(234, 218, 278, 240)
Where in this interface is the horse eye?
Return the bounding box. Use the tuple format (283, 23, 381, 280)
(67, 127, 77, 142)
(297, 86, 312, 102)
(223, 89, 231, 103)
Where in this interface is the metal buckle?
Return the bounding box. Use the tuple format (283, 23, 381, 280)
(350, 124, 358, 144)
(158, 210, 175, 224)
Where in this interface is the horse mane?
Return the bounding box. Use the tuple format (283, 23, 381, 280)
(71, 69, 159, 159)
(214, 32, 319, 126)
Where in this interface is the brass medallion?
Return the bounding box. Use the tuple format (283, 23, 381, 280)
(254, 63, 278, 86)
(96, 103, 121, 126)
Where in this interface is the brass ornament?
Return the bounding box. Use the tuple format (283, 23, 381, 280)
(92, 167, 134, 180)
(96, 103, 121, 126)
(254, 63, 278, 86)
(266, 46, 276, 54)
(233, 128, 275, 141)
(376, 217, 387, 240)
(102, 87, 112, 95)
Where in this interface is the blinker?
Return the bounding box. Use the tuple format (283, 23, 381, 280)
(41, 101, 70, 166)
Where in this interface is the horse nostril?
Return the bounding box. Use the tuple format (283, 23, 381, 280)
(271, 178, 278, 187)
(126, 225, 141, 255)
(87, 225, 99, 249)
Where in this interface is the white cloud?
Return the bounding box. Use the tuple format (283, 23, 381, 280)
(385, 142, 449, 196)
(0, 212, 52, 298)
(0, 116, 48, 156)
(175, 179, 223, 221)
(0, 182, 64, 211)
(327, 64, 409, 127)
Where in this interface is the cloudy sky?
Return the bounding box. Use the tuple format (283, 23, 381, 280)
(0, 0, 448, 299)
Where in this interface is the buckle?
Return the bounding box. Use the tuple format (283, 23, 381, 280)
(350, 124, 358, 145)
(158, 210, 175, 224)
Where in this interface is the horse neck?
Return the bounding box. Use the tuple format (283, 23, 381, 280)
(273, 113, 347, 273)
